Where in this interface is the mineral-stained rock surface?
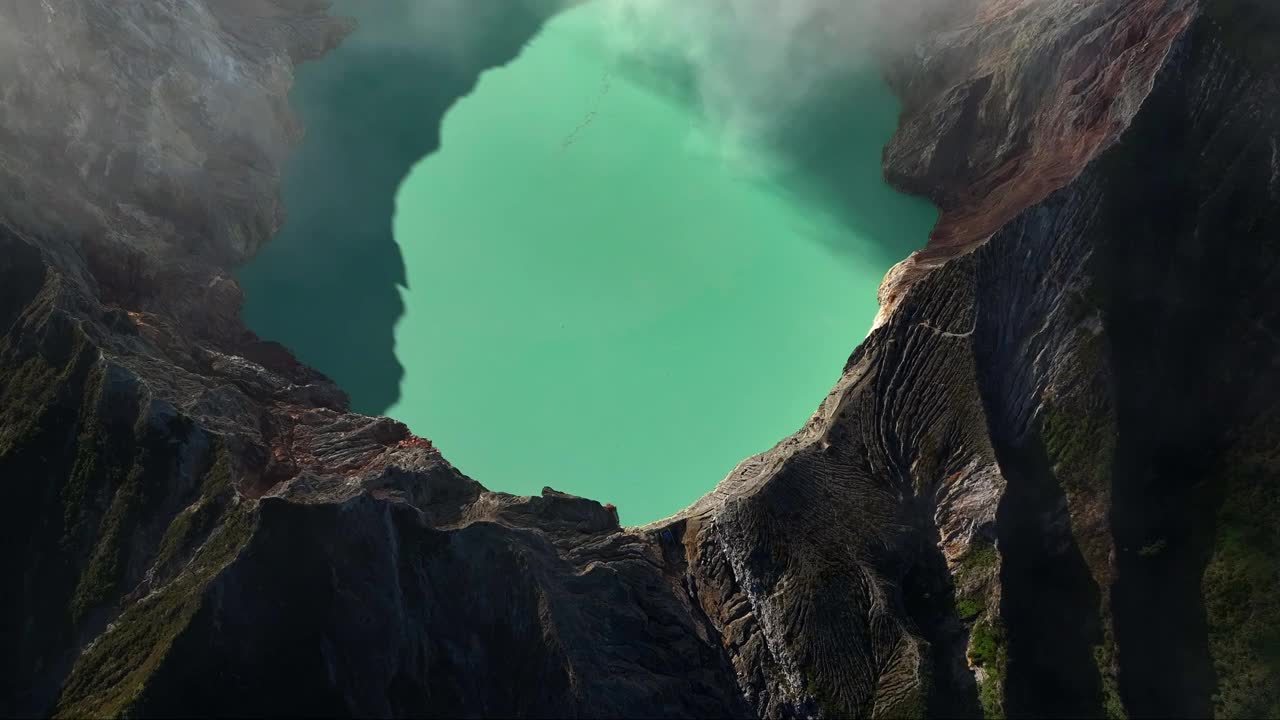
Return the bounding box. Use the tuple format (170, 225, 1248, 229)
(1, 0, 1277, 717)
(876, 0, 1198, 325)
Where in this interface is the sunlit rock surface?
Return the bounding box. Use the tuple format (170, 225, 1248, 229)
(1, 0, 1277, 717)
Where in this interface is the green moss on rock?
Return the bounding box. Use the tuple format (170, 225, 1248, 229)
(61, 365, 105, 520)
(200, 448, 232, 497)
(153, 496, 223, 577)
(951, 540, 1005, 719)
(53, 500, 257, 719)
(0, 327, 94, 458)
(1040, 332, 1115, 506)
(154, 446, 235, 577)
(70, 460, 143, 621)
(1093, 639, 1125, 720)
(955, 595, 986, 621)
(69, 418, 187, 622)
(971, 617, 1007, 719)
(954, 542, 997, 584)
(1037, 320, 1125, 719)
(1202, 423, 1280, 718)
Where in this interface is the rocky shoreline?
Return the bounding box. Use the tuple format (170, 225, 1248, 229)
(2, 1, 1277, 717)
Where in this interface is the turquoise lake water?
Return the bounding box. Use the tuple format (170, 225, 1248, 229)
(241, 0, 937, 525)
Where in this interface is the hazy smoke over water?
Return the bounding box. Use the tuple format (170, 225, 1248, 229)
(366, 0, 952, 164)
(579, 0, 934, 167)
(310, 0, 974, 173)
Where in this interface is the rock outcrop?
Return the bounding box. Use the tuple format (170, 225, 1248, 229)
(876, 0, 1197, 326)
(1, 0, 1277, 718)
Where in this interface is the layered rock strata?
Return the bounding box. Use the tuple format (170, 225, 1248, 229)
(1, 0, 1277, 717)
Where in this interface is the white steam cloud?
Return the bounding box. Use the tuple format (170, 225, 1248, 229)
(567, 0, 959, 171)
(594, 1, 876, 134)
(334, 0, 957, 162)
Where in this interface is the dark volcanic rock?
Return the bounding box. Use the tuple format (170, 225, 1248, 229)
(876, 0, 1197, 326)
(1, 0, 1278, 718)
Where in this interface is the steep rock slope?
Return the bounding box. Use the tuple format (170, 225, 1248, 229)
(877, 0, 1196, 324)
(1, 0, 1277, 718)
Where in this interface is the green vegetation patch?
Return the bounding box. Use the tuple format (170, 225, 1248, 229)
(1039, 325, 1121, 604)
(155, 445, 235, 576)
(953, 541, 998, 623)
(0, 327, 95, 458)
(54, 500, 256, 719)
(955, 595, 986, 622)
(1040, 332, 1115, 505)
(69, 414, 191, 622)
(153, 495, 225, 577)
(1040, 312, 1124, 718)
(68, 459, 142, 621)
(954, 541, 997, 585)
(1202, 422, 1280, 718)
(60, 363, 111, 535)
(199, 448, 232, 497)
(1093, 638, 1126, 720)
(950, 540, 1005, 718)
(971, 617, 1008, 719)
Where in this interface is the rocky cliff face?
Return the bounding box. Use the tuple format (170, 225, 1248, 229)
(876, 0, 1197, 325)
(2, 0, 1277, 718)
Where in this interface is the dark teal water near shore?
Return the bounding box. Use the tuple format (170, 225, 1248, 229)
(240, 1, 937, 525)
(239, 0, 549, 414)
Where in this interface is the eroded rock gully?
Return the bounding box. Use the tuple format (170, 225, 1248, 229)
(1, 1, 1277, 717)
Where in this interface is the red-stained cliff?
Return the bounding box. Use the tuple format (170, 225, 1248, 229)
(876, 0, 1197, 326)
